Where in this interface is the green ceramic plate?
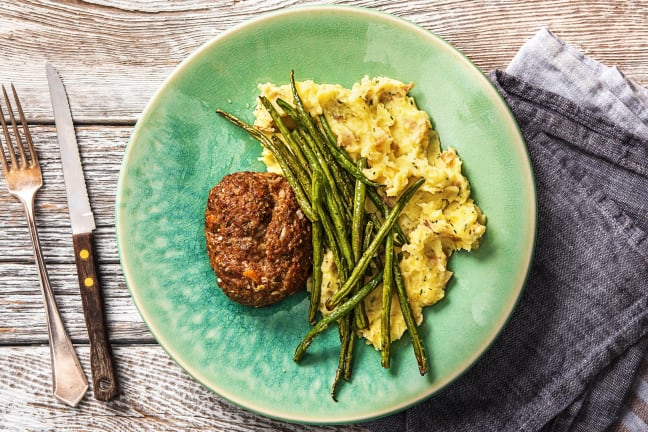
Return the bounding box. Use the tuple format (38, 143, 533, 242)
(116, 5, 535, 424)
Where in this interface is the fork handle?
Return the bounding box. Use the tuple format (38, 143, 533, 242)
(72, 232, 120, 401)
(23, 201, 88, 407)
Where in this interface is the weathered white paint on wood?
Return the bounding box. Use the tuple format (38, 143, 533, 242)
(0, 345, 369, 431)
(1, 0, 647, 430)
(0, 1, 646, 121)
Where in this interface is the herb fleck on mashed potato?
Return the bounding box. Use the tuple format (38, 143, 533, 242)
(254, 76, 486, 349)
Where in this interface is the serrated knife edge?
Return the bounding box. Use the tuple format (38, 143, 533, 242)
(45, 61, 95, 235)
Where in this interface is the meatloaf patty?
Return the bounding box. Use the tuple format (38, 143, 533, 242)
(205, 171, 312, 307)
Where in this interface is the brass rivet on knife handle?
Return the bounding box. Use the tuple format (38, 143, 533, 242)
(72, 232, 119, 401)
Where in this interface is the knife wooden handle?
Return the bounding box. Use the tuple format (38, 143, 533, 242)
(72, 232, 119, 401)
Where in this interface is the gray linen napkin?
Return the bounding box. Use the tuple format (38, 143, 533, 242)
(366, 29, 648, 432)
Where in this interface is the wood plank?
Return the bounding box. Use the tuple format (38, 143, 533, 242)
(0, 125, 127, 231)
(0, 262, 152, 345)
(0, 1, 645, 121)
(0, 344, 370, 431)
(0, 126, 128, 263)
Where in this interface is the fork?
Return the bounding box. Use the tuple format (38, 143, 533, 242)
(0, 84, 88, 407)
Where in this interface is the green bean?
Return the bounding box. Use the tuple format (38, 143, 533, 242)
(344, 324, 355, 381)
(317, 116, 383, 188)
(317, 194, 348, 282)
(285, 90, 387, 260)
(269, 134, 313, 200)
(325, 192, 354, 268)
(319, 113, 339, 150)
(362, 221, 375, 260)
(352, 285, 369, 332)
(299, 129, 355, 270)
(293, 270, 383, 362)
(300, 129, 351, 228)
(381, 229, 394, 368)
(351, 158, 369, 330)
(309, 171, 324, 325)
(314, 202, 348, 280)
(352, 158, 368, 261)
(280, 99, 357, 208)
(219, 106, 312, 211)
(362, 220, 383, 276)
(288, 72, 360, 203)
(275, 98, 300, 123)
(319, 112, 409, 244)
(216, 110, 317, 222)
(258, 96, 310, 172)
(331, 314, 353, 401)
(393, 253, 428, 375)
(325, 178, 424, 310)
(312, 121, 356, 209)
(292, 130, 349, 281)
(366, 186, 408, 245)
(289, 70, 323, 147)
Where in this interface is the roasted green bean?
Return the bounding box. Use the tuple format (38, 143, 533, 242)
(381, 229, 394, 369)
(215, 110, 317, 222)
(293, 271, 383, 362)
(309, 171, 324, 325)
(394, 253, 428, 376)
(325, 178, 424, 309)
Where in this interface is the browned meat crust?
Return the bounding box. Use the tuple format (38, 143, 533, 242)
(205, 171, 312, 307)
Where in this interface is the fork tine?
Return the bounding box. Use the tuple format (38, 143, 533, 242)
(2, 85, 27, 168)
(11, 84, 38, 168)
(0, 89, 13, 172)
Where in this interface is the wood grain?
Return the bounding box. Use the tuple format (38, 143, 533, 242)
(0, 345, 369, 432)
(1, 0, 647, 430)
(0, 1, 645, 121)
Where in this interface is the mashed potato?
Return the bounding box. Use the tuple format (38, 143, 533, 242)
(254, 76, 486, 349)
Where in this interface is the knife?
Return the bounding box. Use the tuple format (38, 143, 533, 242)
(46, 62, 119, 401)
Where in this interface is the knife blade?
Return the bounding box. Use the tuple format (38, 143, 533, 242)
(46, 61, 119, 401)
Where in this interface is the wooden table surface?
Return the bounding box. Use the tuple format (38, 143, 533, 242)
(1, 1, 646, 430)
